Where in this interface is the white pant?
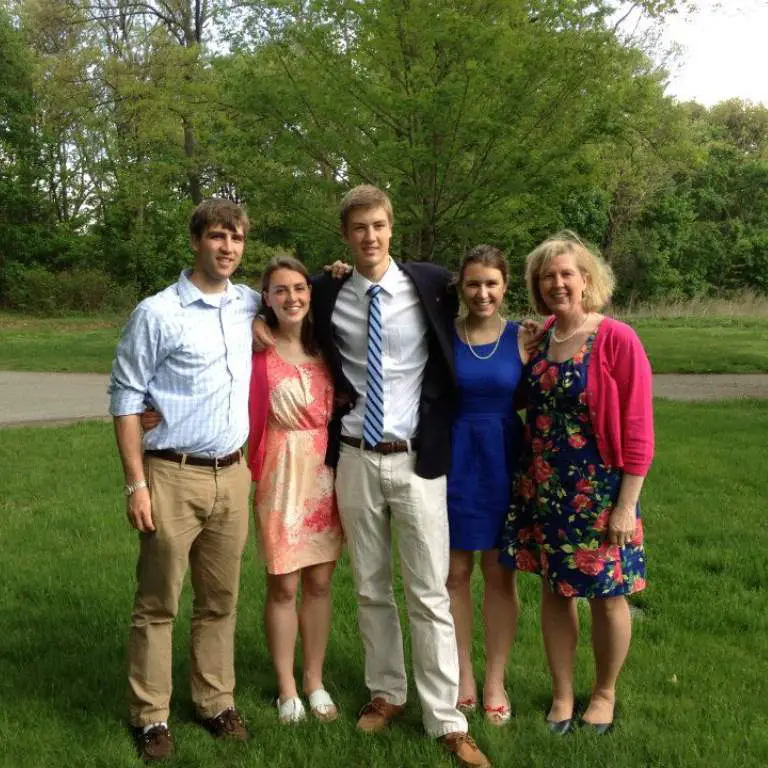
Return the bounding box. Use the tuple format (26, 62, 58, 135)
(335, 443, 467, 737)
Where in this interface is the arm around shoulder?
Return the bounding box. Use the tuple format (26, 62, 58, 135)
(431, 263, 459, 318)
(247, 351, 270, 482)
(109, 301, 167, 416)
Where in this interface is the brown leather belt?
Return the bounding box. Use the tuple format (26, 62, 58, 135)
(145, 449, 243, 469)
(340, 435, 418, 455)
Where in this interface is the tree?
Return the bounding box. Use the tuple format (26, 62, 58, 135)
(229, 0, 693, 272)
(684, 100, 768, 293)
(0, 6, 59, 303)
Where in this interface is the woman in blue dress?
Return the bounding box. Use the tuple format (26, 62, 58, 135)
(446, 245, 532, 725)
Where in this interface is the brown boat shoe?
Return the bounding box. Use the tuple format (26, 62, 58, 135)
(356, 697, 406, 733)
(134, 724, 174, 763)
(199, 707, 250, 741)
(439, 731, 492, 768)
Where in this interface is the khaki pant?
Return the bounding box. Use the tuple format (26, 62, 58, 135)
(128, 456, 250, 726)
(335, 443, 467, 738)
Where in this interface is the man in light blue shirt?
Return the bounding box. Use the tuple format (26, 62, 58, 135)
(109, 199, 260, 763)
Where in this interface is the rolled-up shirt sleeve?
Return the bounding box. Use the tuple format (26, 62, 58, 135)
(108, 304, 168, 416)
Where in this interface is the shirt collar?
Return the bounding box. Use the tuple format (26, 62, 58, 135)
(177, 269, 234, 308)
(349, 257, 399, 298)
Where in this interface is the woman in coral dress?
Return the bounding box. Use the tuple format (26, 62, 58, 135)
(248, 255, 343, 725)
(500, 232, 653, 735)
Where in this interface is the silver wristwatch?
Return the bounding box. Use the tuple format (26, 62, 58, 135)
(124, 479, 148, 496)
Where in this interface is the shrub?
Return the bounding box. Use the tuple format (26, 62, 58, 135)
(2, 265, 136, 315)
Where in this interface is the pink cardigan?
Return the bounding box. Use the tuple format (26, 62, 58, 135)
(247, 351, 269, 482)
(543, 316, 654, 476)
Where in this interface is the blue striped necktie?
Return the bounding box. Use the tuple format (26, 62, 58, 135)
(362, 284, 384, 448)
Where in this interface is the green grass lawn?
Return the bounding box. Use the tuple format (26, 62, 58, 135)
(1, 400, 767, 767)
(3, 311, 768, 374)
(627, 317, 768, 373)
(0, 312, 123, 373)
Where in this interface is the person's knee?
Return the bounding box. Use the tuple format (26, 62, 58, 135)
(268, 578, 299, 604)
(541, 583, 573, 611)
(131, 599, 179, 625)
(482, 560, 517, 596)
(132, 575, 184, 622)
(589, 595, 627, 618)
(302, 573, 333, 599)
(356, 564, 395, 604)
(446, 557, 473, 590)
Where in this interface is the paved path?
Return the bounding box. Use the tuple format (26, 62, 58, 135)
(2, 371, 768, 428)
(0, 372, 111, 427)
(653, 373, 768, 401)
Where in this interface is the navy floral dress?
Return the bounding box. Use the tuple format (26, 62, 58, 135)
(500, 331, 646, 598)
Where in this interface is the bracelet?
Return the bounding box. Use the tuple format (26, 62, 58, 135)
(124, 479, 148, 496)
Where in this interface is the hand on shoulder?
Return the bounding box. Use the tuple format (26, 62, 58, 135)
(252, 317, 276, 351)
(322, 260, 353, 279)
(518, 318, 546, 361)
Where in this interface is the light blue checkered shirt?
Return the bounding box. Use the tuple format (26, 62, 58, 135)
(109, 270, 261, 457)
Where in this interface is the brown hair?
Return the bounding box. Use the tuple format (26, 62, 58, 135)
(458, 244, 509, 285)
(525, 231, 615, 315)
(189, 199, 251, 241)
(261, 254, 318, 356)
(339, 184, 394, 232)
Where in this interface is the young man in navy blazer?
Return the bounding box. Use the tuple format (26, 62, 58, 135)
(311, 185, 491, 768)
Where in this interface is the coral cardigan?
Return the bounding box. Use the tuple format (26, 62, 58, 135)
(543, 315, 654, 476)
(247, 351, 269, 482)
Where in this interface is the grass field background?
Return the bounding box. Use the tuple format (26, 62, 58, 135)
(1, 400, 767, 767)
(627, 317, 768, 373)
(3, 310, 768, 374)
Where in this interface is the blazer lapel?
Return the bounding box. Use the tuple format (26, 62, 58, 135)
(312, 271, 354, 394)
(399, 261, 454, 369)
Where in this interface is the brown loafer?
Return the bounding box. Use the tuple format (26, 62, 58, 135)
(439, 731, 491, 768)
(199, 707, 249, 741)
(134, 724, 174, 763)
(356, 697, 405, 733)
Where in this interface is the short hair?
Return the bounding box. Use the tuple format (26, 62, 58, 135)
(525, 231, 615, 315)
(261, 254, 318, 357)
(189, 199, 251, 241)
(458, 244, 509, 286)
(339, 185, 394, 232)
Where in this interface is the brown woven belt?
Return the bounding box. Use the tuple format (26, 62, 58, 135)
(340, 435, 418, 455)
(145, 449, 243, 469)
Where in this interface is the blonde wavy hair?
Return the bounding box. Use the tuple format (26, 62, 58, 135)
(525, 231, 615, 315)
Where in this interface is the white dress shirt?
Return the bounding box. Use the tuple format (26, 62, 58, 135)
(332, 260, 428, 441)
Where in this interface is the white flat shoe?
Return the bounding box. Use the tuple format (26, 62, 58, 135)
(277, 696, 306, 724)
(307, 688, 338, 722)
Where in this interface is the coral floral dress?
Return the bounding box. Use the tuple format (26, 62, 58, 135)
(500, 330, 646, 598)
(248, 347, 343, 575)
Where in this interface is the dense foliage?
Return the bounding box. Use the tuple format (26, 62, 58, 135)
(1, 0, 766, 312)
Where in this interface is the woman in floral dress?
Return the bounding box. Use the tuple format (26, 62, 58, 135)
(500, 232, 653, 735)
(248, 255, 343, 725)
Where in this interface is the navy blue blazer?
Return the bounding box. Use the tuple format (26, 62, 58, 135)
(312, 261, 458, 479)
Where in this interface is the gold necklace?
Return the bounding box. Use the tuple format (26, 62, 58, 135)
(463, 314, 505, 360)
(552, 313, 591, 343)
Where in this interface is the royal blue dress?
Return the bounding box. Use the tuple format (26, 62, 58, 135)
(447, 321, 525, 551)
